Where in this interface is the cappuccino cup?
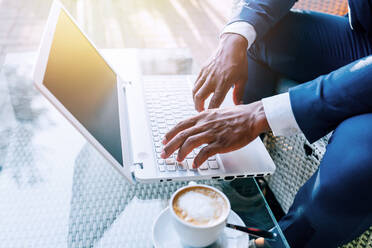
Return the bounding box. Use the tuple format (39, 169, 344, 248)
(169, 182, 231, 247)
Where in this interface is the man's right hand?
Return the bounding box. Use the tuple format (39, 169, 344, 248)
(193, 33, 249, 112)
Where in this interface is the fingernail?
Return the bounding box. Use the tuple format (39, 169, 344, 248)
(162, 138, 167, 145)
(161, 151, 166, 158)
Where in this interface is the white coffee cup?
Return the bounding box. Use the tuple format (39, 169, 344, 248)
(169, 182, 231, 247)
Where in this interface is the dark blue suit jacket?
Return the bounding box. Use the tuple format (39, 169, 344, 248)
(229, 0, 372, 143)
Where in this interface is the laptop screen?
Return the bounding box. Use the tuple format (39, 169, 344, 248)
(43, 10, 123, 166)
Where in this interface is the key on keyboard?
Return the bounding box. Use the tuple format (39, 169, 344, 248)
(186, 159, 196, 171)
(208, 160, 219, 169)
(199, 162, 208, 170)
(177, 161, 187, 171)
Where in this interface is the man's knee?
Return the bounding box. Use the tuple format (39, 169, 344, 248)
(315, 114, 372, 208)
(303, 114, 372, 243)
(281, 114, 372, 247)
(328, 113, 372, 172)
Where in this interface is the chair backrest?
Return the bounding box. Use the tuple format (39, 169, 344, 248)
(263, 132, 329, 213)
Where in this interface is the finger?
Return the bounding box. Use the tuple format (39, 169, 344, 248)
(163, 116, 199, 145)
(207, 83, 229, 109)
(233, 80, 246, 105)
(177, 131, 212, 162)
(193, 143, 219, 168)
(195, 67, 204, 83)
(192, 69, 207, 99)
(162, 125, 205, 159)
(254, 238, 266, 247)
(194, 74, 215, 112)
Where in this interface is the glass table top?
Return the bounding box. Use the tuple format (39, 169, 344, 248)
(0, 50, 289, 248)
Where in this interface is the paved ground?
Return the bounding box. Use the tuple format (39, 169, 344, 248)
(0, 0, 348, 68)
(0, 0, 348, 67)
(0, 0, 234, 67)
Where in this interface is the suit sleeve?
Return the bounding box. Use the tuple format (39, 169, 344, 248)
(289, 56, 372, 143)
(228, 0, 297, 39)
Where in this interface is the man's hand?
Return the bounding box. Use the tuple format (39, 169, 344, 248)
(193, 33, 248, 112)
(161, 101, 270, 168)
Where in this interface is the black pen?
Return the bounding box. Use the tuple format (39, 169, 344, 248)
(226, 223, 277, 240)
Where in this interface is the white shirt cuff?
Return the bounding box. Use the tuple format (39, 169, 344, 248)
(348, 5, 353, 30)
(262, 93, 302, 137)
(221, 22, 257, 49)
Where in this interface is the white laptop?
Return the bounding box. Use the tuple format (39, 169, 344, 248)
(33, 1, 275, 183)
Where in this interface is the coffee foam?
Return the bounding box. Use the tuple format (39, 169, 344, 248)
(172, 187, 228, 226)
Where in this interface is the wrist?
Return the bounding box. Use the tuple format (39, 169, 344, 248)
(220, 33, 248, 50)
(252, 101, 270, 134)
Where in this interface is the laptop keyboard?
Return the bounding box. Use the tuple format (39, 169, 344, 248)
(143, 76, 219, 173)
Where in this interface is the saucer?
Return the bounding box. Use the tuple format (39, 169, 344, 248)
(152, 208, 249, 248)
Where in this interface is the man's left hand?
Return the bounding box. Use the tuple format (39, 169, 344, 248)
(161, 101, 270, 168)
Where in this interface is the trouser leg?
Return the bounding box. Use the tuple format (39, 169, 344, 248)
(279, 114, 372, 247)
(243, 10, 372, 104)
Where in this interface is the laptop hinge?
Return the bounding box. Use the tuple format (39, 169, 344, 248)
(130, 161, 143, 173)
(133, 162, 144, 170)
(119, 78, 132, 87)
(130, 162, 143, 182)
